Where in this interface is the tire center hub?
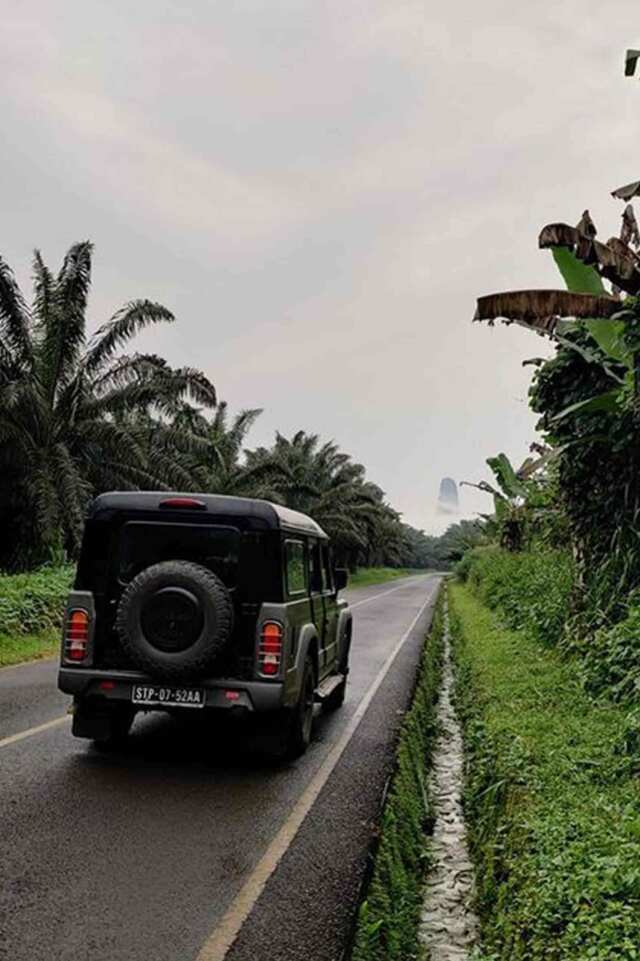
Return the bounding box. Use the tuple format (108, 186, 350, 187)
(141, 586, 204, 652)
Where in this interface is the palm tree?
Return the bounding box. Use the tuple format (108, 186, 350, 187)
(0, 242, 217, 569)
(172, 401, 285, 498)
(247, 431, 397, 566)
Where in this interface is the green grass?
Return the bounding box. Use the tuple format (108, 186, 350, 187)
(0, 629, 60, 667)
(449, 581, 640, 961)
(348, 567, 424, 589)
(351, 589, 444, 961)
(0, 565, 72, 667)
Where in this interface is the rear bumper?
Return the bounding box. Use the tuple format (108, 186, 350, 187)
(58, 667, 285, 713)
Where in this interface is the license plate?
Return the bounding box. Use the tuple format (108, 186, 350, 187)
(131, 684, 205, 708)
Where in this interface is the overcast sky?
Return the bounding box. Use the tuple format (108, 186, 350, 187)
(2, 1, 638, 532)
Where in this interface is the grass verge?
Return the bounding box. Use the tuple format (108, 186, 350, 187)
(0, 629, 60, 668)
(0, 565, 71, 667)
(449, 581, 640, 961)
(348, 567, 425, 589)
(350, 588, 444, 961)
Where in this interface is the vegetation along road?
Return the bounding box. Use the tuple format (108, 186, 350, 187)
(0, 573, 440, 961)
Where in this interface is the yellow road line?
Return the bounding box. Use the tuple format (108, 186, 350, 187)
(196, 580, 439, 961)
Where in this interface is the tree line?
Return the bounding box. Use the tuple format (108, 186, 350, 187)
(0, 242, 465, 573)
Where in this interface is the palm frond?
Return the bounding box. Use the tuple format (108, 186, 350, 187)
(0, 255, 31, 364)
(85, 300, 174, 374)
(91, 353, 169, 393)
(169, 366, 217, 408)
(32, 250, 54, 329)
(51, 444, 91, 550)
(41, 241, 93, 399)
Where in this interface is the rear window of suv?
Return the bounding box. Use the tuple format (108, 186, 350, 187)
(119, 522, 240, 588)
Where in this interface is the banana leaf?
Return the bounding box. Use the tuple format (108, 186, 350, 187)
(612, 179, 640, 201)
(474, 290, 619, 331)
(540, 228, 640, 295)
(585, 317, 632, 367)
(486, 453, 526, 498)
(551, 389, 621, 423)
(550, 245, 634, 369)
(552, 246, 605, 295)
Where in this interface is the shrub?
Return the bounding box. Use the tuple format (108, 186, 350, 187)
(579, 604, 640, 705)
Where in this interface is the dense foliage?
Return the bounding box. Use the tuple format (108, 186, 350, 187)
(529, 323, 639, 624)
(573, 605, 640, 706)
(0, 565, 73, 635)
(450, 583, 640, 961)
(464, 229, 640, 699)
(456, 546, 574, 648)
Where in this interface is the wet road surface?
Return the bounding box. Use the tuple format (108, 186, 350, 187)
(0, 574, 440, 961)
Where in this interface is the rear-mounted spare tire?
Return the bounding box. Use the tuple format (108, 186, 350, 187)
(115, 560, 233, 682)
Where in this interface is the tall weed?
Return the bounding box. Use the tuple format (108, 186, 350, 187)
(0, 566, 73, 635)
(455, 546, 573, 647)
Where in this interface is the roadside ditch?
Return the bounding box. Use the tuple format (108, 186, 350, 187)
(349, 585, 479, 961)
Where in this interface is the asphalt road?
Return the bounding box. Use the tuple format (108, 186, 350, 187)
(0, 574, 440, 961)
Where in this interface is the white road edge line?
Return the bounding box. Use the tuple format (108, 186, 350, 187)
(0, 715, 69, 750)
(196, 579, 439, 961)
(348, 573, 433, 611)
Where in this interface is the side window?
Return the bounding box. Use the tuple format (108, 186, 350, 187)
(322, 544, 334, 593)
(285, 540, 307, 596)
(308, 541, 324, 594)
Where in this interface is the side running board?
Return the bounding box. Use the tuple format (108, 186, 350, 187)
(314, 673, 345, 702)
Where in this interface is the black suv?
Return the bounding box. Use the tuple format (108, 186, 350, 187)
(57, 492, 352, 758)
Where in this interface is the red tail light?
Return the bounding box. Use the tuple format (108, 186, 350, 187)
(258, 621, 284, 677)
(65, 609, 90, 662)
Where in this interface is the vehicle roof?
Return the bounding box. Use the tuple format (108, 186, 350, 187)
(88, 492, 328, 539)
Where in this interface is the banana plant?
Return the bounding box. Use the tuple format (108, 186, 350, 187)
(461, 452, 543, 551)
(475, 204, 640, 423)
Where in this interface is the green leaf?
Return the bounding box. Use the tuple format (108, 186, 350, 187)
(486, 453, 526, 498)
(555, 318, 578, 336)
(551, 388, 621, 423)
(585, 318, 632, 368)
(552, 246, 605, 295)
(555, 334, 626, 384)
(552, 246, 634, 368)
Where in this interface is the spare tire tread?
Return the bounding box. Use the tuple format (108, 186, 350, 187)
(115, 560, 233, 682)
